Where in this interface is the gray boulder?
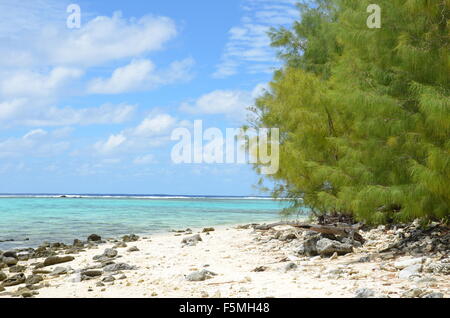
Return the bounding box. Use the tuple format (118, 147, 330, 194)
(103, 263, 136, 272)
(185, 270, 217, 282)
(316, 238, 353, 257)
(355, 288, 376, 298)
(182, 234, 203, 246)
(43, 255, 75, 267)
(1, 273, 26, 287)
(399, 264, 422, 280)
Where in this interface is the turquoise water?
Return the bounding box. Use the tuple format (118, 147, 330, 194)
(0, 196, 298, 250)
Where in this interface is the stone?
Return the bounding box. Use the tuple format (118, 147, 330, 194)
(316, 238, 353, 257)
(9, 265, 26, 273)
(252, 266, 269, 272)
(103, 248, 118, 258)
(393, 257, 424, 270)
(2, 257, 18, 267)
(43, 256, 75, 267)
(424, 261, 450, 275)
(102, 276, 115, 283)
(25, 275, 43, 285)
(284, 262, 298, 272)
(181, 234, 203, 246)
(355, 288, 376, 298)
(0, 271, 6, 281)
(88, 234, 101, 242)
(422, 292, 444, 299)
(50, 267, 69, 276)
(1, 273, 26, 287)
(122, 234, 139, 242)
(301, 236, 320, 256)
(202, 228, 215, 233)
(127, 246, 139, 252)
(402, 288, 425, 298)
(82, 270, 103, 277)
(398, 264, 422, 280)
(2, 251, 17, 258)
(185, 270, 217, 282)
(103, 263, 136, 272)
(114, 242, 127, 248)
(73, 239, 85, 248)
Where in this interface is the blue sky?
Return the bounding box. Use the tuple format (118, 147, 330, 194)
(0, 0, 299, 195)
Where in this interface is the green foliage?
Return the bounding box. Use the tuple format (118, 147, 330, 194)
(251, 0, 449, 224)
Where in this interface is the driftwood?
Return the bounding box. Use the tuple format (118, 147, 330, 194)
(254, 221, 365, 244)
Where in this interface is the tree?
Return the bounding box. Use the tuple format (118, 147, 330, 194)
(251, 0, 449, 224)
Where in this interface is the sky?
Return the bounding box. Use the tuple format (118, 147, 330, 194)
(0, 0, 299, 195)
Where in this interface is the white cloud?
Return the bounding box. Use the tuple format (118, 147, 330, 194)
(179, 83, 268, 121)
(88, 58, 194, 94)
(94, 113, 179, 155)
(0, 100, 136, 127)
(132, 114, 177, 137)
(214, 0, 298, 78)
(133, 154, 156, 165)
(95, 134, 127, 154)
(49, 12, 177, 67)
(0, 67, 83, 98)
(23, 129, 48, 140)
(0, 128, 70, 158)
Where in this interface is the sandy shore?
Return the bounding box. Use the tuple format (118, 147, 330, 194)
(1, 223, 449, 298)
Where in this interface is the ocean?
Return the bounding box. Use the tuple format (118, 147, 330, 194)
(0, 194, 304, 250)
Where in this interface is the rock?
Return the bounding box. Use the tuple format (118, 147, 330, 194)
(202, 228, 215, 233)
(2, 257, 18, 267)
(2, 251, 17, 258)
(43, 256, 75, 267)
(185, 270, 217, 282)
(25, 275, 43, 285)
(127, 246, 139, 252)
(0, 271, 7, 281)
(181, 234, 203, 246)
(122, 234, 139, 242)
(9, 265, 27, 273)
(300, 235, 320, 256)
(330, 252, 338, 260)
(88, 234, 102, 242)
(73, 239, 85, 248)
(316, 238, 353, 257)
(355, 288, 376, 298)
(422, 292, 444, 299)
(103, 248, 118, 258)
(82, 270, 103, 277)
(96, 282, 105, 287)
(17, 251, 31, 261)
(284, 262, 298, 272)
(393, 257, 424, 270)
(50, 267, 70, 276)
(399, 264, 422, 280)
(103, 263, 136, 272)
(14, 287, 38, 298)
(279, 232, 297, 242)
(114, 242, 127, 248)
(424, 261, 450, 275)
(102, 276, 115, 283)
(1, 273, 26, 287)
(402, 288, 425, 298)
(252, 266, 269, 272)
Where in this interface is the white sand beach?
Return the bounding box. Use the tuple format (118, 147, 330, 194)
(1, 223, 448, 298)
